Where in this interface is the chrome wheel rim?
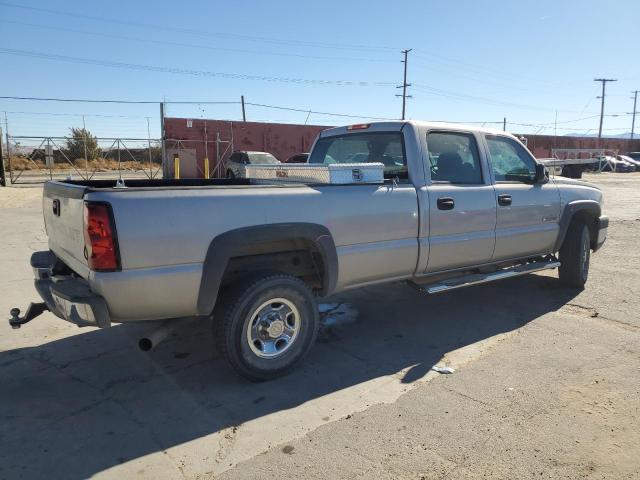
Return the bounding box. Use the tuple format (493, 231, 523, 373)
(246, 298, 300, 358)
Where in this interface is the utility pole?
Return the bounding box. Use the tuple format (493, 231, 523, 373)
(241, 95, 246, 122)
(594, 78, 617, 139)
(630, 90, 638, 140)
(503, 117, 507, 131)
(396, 49, 412, 120)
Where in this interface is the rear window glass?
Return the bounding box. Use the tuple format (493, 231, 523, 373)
(247, 152, 279, 164)
(308, 132, 407, 180)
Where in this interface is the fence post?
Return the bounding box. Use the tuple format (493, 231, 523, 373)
(5, 124, 12, 184)
(46, 138, 52, 180)
(82, 115, 89, 180)
(146, 117, 153, 179)
(0, 126, 5, 186)
(117, 139, 122, 178)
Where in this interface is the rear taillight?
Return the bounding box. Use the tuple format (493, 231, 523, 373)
(83, 202, 120, 271)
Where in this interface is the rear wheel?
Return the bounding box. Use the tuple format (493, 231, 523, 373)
(213, 273, 319, 381)
(558, 221, 591, 288)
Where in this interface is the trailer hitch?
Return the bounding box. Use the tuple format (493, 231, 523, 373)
(8, 303, 49, 329)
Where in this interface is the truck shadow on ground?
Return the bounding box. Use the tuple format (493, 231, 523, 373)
(0, 274, 579, 479)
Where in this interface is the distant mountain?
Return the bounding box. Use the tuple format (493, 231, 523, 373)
(562, 132, 636, 139)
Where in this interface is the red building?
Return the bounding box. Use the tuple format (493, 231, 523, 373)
(163, 117, 329, 178)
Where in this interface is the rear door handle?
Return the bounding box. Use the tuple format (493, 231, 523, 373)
(498, 194, 512, 206)
(437, 197, 455, 210)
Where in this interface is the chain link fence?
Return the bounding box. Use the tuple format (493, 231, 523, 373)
(5, 135, 162, 184)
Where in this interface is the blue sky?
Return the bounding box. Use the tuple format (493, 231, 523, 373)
(1, 0, 638, 140)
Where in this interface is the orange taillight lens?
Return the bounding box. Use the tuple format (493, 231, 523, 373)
(83, 203, 119, 271)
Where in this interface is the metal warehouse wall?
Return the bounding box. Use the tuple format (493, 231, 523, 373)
(163, 117, 640, 178)
(163, 118, 329, 178)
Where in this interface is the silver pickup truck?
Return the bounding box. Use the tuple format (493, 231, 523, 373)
(10, 121, 608, 381)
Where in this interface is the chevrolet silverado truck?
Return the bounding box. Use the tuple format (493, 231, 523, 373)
(9, 121, 608, 381)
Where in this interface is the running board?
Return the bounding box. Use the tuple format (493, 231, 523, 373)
(418, 261, 561, 294)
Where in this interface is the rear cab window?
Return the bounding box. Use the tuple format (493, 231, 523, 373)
(308, 132, 408, 181)
(426, 131, 483, 184)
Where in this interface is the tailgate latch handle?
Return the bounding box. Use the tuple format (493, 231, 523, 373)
(52, 199, 61, 216)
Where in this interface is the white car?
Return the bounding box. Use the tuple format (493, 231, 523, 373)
(226, 151, 280, 179)
(617, 155, 640, 170)
(596, 155, 634, 172)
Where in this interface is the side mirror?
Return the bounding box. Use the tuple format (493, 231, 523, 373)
(534, 163, 547, 183)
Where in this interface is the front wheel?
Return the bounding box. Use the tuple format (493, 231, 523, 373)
(213, 273, 319, 381)
(558, 221, 591, 288)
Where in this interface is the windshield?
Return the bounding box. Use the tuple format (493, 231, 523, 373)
(247, 152, 280, 164)
(308, 132, 407, 180)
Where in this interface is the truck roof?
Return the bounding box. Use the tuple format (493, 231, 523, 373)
(319, 120, 513, 138)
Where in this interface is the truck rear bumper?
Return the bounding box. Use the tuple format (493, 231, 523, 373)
(32, 251, 111, 328)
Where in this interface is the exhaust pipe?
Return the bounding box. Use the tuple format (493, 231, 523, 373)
(138, 320, 177, 351)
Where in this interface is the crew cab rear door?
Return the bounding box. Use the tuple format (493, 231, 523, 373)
(483, 134, 560, 261)
(423, 130, 496, 272)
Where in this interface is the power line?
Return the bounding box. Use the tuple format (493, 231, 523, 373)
(0, 48, 391, 87)
(594, 78, 617, 139)
(244, 102, 396, 121)
(0, 1, 399, 52)
(0, 110, 153, 118)
(0, 19, 394, 64)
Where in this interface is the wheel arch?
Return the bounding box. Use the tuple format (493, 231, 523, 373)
(197, 223, 338, 316)
(554, 200, 601, 252)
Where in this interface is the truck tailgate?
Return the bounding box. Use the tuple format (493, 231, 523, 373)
(43, 182, 90, 278)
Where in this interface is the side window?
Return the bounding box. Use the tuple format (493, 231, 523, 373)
(486, 135, 536, 182)
(426, 132, 483, 184)
(229, 153, 242, 163)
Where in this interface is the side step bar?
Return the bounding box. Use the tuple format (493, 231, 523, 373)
(417, 260, 561, 294)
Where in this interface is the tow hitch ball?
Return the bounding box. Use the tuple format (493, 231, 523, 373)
(8, 303, 49, 329)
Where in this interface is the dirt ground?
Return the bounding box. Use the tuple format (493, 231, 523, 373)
(0, 173, 639, 479)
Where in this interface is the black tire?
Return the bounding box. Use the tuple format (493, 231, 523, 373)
(226, 170, 235, 179)
(558, 221, 591, 288)
(213, 273, 319, 381)
(572, 166, 583, 179)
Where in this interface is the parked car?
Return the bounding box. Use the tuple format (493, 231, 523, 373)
(617, 155, 640, 170)
(284, 153, 309, 163)
(226, 151, 280, 178)
(10, 121, 608, 381)
(597, 155, 634, 172)
(626, 152, 640, 161)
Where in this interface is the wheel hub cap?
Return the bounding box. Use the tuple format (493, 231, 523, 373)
(246, 298, 300, 359)
(265, 319, 285, 338)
